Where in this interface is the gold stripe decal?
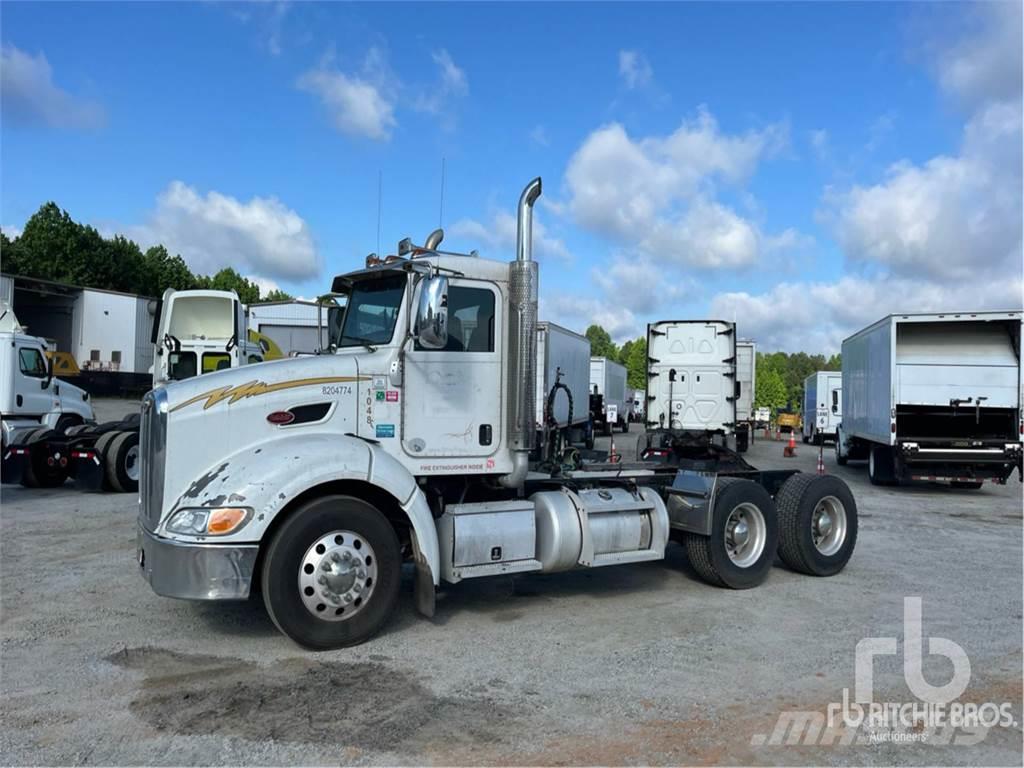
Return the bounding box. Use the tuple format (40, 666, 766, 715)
(170, 376, 370, 412)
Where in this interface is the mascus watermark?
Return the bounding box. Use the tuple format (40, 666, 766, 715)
(751, 597, 1018, 747)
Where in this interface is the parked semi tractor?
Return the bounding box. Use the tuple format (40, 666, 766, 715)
(589, 356, 628, 434)
(535, 321, 592, 451)
(836, 311, 1022, 487)
(0, 301, 95, 486)
(803, 371, 842, 445)
(734, 340, 755, 452)
(4, 289, 270, 493)
(136, 178, 859, 650)
(642, 320, 744, 456)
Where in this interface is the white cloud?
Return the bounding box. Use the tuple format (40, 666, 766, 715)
(933, 1, 1022, 108)
(2, 225, 23, 239)
(591, 256, 689, 314)
(530, 125, 550, 147)
(0, 44, 105, 130)
(298, 49, 396, 140)
(618, 50, 653, 89)
(541, 295, 641, 343)
(248, 275, 282, 298)
(809, 128, 829, 160)
(449, 210, 571, 263)
(129, 181, 320, 282)
(563, 111, 792, 267)
(710, 272, 1024, 354)
(414, 49, 469, 126)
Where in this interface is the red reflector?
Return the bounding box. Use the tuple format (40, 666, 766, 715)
(267, 410, 295, 425)
(891, 423, 896, 433)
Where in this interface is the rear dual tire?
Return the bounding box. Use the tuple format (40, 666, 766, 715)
(775, 473, 858, 576)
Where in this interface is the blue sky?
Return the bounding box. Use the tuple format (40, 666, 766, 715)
(2, 1, 1021, 353)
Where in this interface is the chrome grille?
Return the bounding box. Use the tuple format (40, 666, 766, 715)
(139, 388, 168, 531)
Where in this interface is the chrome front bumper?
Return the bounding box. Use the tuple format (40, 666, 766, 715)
(137, 524, 258, 600)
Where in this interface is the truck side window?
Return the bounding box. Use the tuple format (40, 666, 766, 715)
(18, 348, 46, 378)
(416, 286, 495, 352)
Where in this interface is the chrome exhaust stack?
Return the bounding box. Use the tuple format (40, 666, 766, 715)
(500, 177, 542, 489)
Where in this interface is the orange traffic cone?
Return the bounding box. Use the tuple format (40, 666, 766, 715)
(783, 432, 797, 457)
(609, 433, 620, 464)
(816, 445, 826, 475)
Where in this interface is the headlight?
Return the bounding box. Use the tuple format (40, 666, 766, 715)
(165, 507, 252, 536)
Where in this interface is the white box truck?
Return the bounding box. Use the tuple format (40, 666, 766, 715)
(836, 311, 1022, 487)
(136, 178, 859, 648)
(535, 322, 591, 449)
(589, 356, 628, 435)
(802, 371, 842, 445)
(735, 340, 755, 452)
(644, 320, 740, 456)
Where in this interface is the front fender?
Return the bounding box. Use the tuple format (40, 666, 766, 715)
(164, 433, 439, 586)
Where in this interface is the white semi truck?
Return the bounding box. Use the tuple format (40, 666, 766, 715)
(0, 301, 95, 486)
(589, 356, 628, 435)
(137, 178, 859, 649)
(535, 322, 591, 451)
(836, 311, 1022, 487)
(802, 371, 842, 446)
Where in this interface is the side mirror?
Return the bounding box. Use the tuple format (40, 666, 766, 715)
(327, 305, 343, 350)
(42, 356, 53, 389)
(414, 276, 449, 349)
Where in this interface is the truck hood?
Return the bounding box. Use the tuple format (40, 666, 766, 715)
(159, 354, 369, 515)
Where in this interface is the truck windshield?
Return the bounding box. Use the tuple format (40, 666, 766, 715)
(335, 274, 405, 348)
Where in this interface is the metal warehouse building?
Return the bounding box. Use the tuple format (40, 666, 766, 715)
(247, 300, 332, 356)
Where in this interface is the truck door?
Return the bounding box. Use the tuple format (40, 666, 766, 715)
(14, 343, 56, 416)
(402, 279, 502, 458)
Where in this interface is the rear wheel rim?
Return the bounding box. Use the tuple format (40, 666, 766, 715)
(124, 445, 140, 482)
(298, 530, 378, 622)
(724, 502, 767, 568)
(812, 495, 847, 555)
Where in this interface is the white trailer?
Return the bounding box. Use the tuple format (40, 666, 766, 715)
(802, 371, 842, 445)
(535, 322, 591, 447)
(589, 356, 628, 434)
(734, 340, 755, 452)
(836, 311, 1022, 487)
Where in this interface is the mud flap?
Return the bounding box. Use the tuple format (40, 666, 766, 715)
(410, 531, 436, 618)
(73, 453, 105, 491)
(1, 449, 26, 485)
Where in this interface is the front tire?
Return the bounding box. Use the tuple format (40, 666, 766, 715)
(685, 478, 778, 589)
(868, 445, 895, 485)
(262, 495, 401, 650)
(835, 437, 848, 466)
(775, 473, 858, 576)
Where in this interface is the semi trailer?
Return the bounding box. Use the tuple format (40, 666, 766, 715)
(136, 178, 859, 650)
(802, 371, 842, 445)
(535, 321, 592, 450)
(836, 311, 1022, 487)
(589, 356, 628, 435)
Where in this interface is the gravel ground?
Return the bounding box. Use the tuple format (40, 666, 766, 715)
(1, 412, 1021, 766)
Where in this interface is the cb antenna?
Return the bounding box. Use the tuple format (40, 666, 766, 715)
(439, 156, 446, 228)
(376, 170, 383, 257)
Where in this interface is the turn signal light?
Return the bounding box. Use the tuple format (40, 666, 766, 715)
(208, 508, 249, 535)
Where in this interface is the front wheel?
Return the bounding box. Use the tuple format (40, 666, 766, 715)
(262, 495, 401, 650)
(685, 478, 778, 589)
(835, 437, 848, 466)
(868, 445, 895, 485)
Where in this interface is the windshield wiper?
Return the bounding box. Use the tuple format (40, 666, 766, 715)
(339, 337, 378, 352)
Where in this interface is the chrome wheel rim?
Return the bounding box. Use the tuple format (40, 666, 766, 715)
(724, 502, 767, 568)
(125, 445, 140, 482)
(298, 530, 377, 621)
(812, 495, 847, 555)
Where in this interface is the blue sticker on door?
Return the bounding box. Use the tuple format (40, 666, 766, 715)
(376, 424, 395, 438)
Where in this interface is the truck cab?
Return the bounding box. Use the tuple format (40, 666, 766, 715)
(152, 289, 260, 386)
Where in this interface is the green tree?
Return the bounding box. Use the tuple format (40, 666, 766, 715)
(197, 268, 261, 304)
(755, 367, 787, 411)
(625, 337, 647, 390)
(262, 289, 294, 302)
(585, 324, 618, 360)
